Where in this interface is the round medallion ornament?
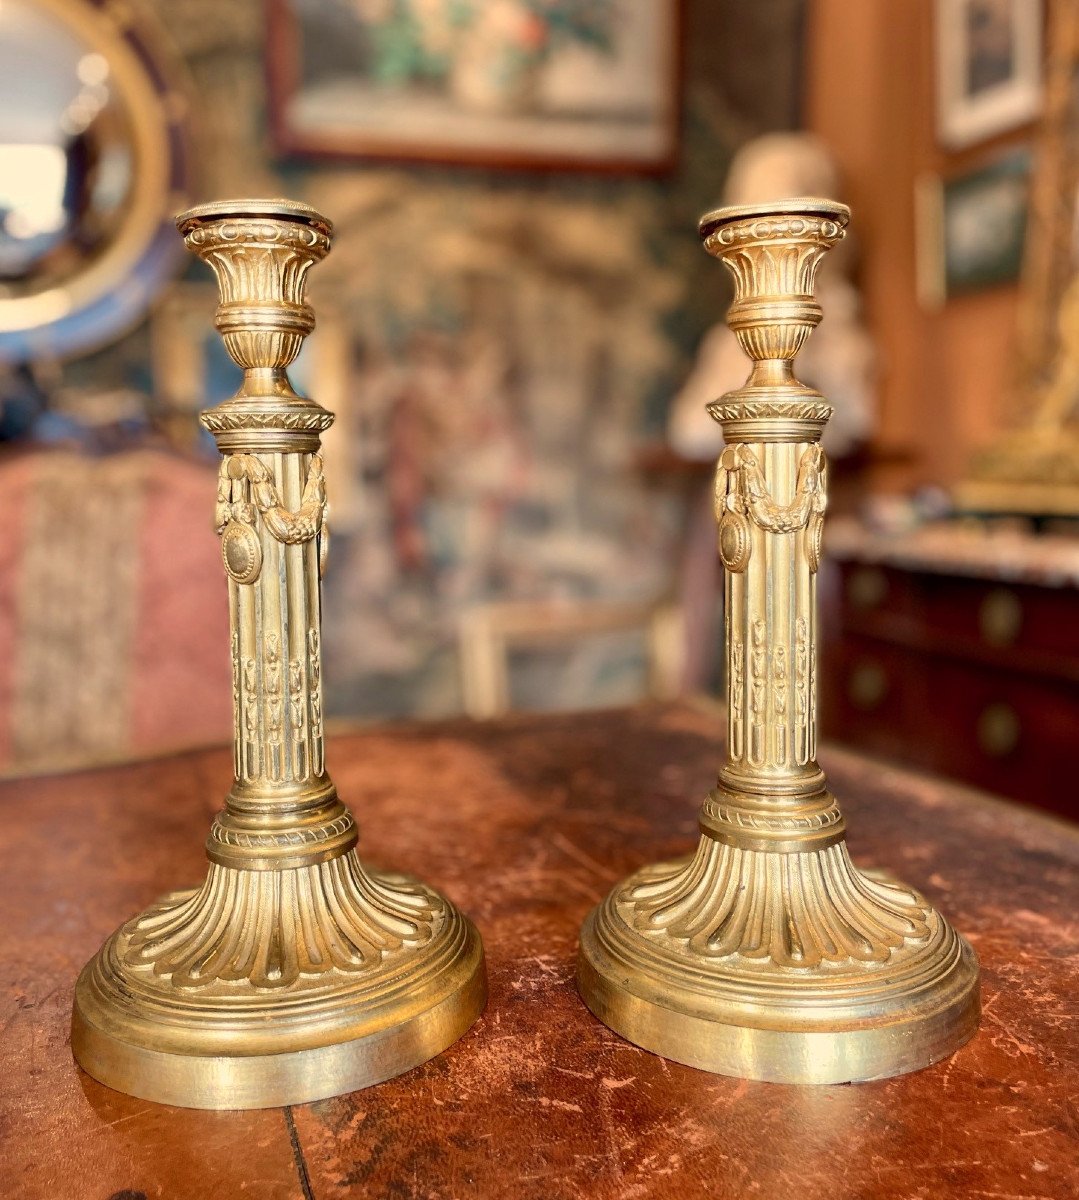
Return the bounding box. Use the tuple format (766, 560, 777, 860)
(805, 512, 824, 574)
(718, 511, 752, 572)
(222, 521, 262, 584)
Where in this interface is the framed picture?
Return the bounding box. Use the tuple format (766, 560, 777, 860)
(936, 0, 1043, 149)
(916, 147, 1032, 306)
(266, 0, 682, 173)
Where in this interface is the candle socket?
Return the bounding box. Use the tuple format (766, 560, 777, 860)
(71, 199, 486, 1109)
(577, 200, 979, 1083)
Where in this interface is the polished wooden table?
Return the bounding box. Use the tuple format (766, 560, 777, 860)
(3, 703, 1076, 1200)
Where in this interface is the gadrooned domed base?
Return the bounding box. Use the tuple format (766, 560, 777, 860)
(577, 851, 980, 1085)
(72, 861, 486, 1109)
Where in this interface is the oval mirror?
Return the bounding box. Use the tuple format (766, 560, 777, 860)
(0, 0, 192, 362)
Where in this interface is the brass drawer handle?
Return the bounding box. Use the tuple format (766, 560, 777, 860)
(977, 702, 1020, 757)
(847, 566, 888, 610)
(979, 589, 1022, 647)
(848, 660, 889, 710)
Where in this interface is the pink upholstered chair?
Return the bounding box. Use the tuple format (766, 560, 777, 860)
(0, 448, 231, 773)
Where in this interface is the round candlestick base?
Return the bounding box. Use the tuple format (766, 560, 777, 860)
(578, 852, 979, 1085)
(72, 862, 485, 1110)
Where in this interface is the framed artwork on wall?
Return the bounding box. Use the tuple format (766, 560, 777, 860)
(936, 0, 1043, 149)
(916, 147, 1032, 307)
(266, 0, 682, 173)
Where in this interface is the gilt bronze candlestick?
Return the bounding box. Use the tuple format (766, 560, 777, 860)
(72, 199, 486, 1109)
(578, 200, 980, 1083)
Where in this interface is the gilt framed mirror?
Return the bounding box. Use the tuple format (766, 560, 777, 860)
(0, 0, 193, 363)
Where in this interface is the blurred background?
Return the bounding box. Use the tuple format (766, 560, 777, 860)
(0, 0, 1075, 820)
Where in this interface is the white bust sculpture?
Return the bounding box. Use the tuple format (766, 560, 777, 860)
(670, 133, 876, 459)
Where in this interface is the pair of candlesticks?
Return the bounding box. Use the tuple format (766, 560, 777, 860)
(70, 197, 979, 1110)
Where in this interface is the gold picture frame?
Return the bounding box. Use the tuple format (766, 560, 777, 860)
(265, 0, 683, 174)
(1013, 0, 1079, 391)
(956, 0, 1079, 515)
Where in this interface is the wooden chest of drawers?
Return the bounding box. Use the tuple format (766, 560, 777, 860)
(821, 528, 1079, 820)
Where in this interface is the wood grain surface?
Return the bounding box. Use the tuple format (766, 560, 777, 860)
(1, 703, 1076, 1200)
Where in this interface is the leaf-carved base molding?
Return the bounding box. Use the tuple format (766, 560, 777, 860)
(72, 851, 487, 1105)
(121, 852, 442, 990)
(623, 832, 931, 969)
(578, 828, 980, 1082)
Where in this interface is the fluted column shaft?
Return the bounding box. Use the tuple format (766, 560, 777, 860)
(719, 436, 823, 797)
(178, 202, 352, 873)
(225, 452, 325, 789)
